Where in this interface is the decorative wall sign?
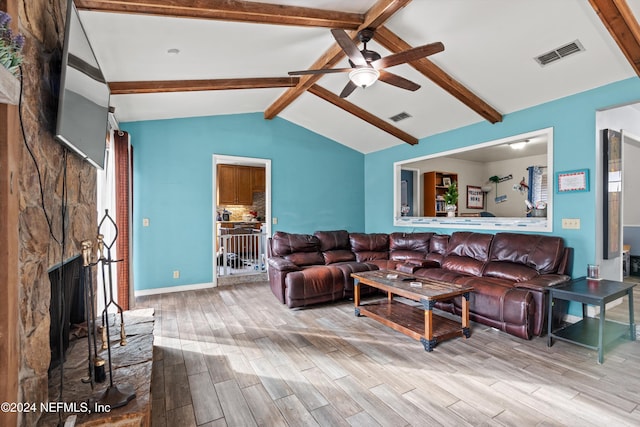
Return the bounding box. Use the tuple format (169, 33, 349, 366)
(557, 169, 589, 193)
(466, 186, 483, 209)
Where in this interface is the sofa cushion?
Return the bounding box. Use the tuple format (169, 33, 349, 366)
(323, 250, 355, 264)
(441, 232, 493, 276)
(389, 232, 434, 261)
(314, 230, 356, 264)
(441, 255, 485, 277)
(286, 252, 325, 266)
(483, 261, 539, 282)
(314, 230, 351, 251)
(414, 267, 468, 283)
(349, 233, 389, 262)
(490, 233, 566, 274)
(425, 234, 449, 264)
(445, 232, 494, 259)
(270, 232, 324, 266)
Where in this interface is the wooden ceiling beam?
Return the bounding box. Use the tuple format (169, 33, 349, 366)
(373, 26, 502, 124)
(308, 85, 418, 145)
(109, 77, 299, 95)
(74, 0, 364, 29)
(588, 0, 640, 76)
(264, 0, 412, 119)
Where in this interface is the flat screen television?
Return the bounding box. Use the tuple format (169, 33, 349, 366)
(55, 0, 110, 169)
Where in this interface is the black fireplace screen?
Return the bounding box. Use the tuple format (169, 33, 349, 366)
(48, 255, 85, 372)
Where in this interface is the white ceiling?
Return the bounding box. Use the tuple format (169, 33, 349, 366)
(78, 0, 640, 154)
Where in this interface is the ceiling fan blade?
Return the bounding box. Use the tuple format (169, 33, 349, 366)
(288, 68, 353, 76)
(371, 42, 445, 69)
(378, 70, 421, 91)
(331, 29, 368, 67)
(339, 80, 358, 98)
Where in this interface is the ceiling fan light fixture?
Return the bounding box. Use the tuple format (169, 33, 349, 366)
(349, 67, 379, 88)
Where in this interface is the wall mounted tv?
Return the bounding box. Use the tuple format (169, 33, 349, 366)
(55, 0, 110, 169)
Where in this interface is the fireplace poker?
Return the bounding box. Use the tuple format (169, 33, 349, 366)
(81, 240, 105, 385)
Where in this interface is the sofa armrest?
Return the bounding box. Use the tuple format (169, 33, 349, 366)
(515, 274, 571, 292)
(267, 257, 301, 272)
(395, 260, 439, 274)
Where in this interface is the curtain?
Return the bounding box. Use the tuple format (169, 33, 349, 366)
(114, 131, 132, 310)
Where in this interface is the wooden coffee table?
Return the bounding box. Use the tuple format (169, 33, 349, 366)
(351, 270, 473, 351)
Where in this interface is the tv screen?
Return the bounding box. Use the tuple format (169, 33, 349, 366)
(55, 0, 110, 169)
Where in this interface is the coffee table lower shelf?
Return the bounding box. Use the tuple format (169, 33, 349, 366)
(356, 300, 467, 351)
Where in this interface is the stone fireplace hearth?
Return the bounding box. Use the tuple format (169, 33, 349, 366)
(39, 309, 154, 427)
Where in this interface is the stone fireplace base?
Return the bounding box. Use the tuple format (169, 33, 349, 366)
(39, 309, 154, 427)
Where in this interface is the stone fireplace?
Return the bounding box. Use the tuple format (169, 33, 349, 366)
(0, 1, 99, 425)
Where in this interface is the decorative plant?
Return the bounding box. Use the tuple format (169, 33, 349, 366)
(0, 11, 24, 77)
(443, 181, 458, 206)
(489, 175, 500, 194)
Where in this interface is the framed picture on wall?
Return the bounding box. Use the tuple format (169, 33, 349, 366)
(467, 186, 484, 209)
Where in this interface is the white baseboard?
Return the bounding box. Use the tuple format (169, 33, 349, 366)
(563, 313, 582, 324)
(135, 282, 214, 297)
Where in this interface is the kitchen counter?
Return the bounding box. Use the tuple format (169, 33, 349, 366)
(218, 221, 262, 229)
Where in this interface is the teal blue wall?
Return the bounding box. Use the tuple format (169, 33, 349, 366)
(365, 77, 640, 278)
(125, 78, 639, 291)
(123, 113, 365, 290)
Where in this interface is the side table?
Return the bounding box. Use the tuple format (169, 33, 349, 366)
(547, 277, 636, 364)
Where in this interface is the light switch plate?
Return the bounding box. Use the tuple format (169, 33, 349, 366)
(562, 218, 580, 229)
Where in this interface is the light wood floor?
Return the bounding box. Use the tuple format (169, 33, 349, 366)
(137, 279, 640, 427)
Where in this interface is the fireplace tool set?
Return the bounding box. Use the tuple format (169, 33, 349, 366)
(80, 209, 135, 408)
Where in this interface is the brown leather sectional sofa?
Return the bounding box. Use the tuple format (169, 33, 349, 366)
(267, 230, 572, 340)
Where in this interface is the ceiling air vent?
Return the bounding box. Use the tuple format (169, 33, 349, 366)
(535, 40, 585, 66)
(389, 112, 411, 122)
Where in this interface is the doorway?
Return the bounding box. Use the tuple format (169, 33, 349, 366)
(212, 155, 271, 286)
(622, 131, 640, 278)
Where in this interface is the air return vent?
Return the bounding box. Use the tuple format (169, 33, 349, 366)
(389, 112, 411, 122)
(535, 40, 585, 66)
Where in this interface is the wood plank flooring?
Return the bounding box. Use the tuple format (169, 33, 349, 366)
(137, 279, 640, 426)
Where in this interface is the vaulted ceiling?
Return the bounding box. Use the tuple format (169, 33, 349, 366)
(76, 0, 640, 153)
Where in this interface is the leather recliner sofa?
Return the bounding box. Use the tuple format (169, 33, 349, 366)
(267, 230, 572, 340)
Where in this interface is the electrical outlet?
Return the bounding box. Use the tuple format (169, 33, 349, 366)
(143, 218, 150, 227)
(562, 218, 580, 229)
(173, 270, 180, 279)
(272, 217, 278, 225)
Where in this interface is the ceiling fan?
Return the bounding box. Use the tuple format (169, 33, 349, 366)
(288, 28, 444, 98)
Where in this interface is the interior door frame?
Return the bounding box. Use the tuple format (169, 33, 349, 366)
(622, 131, 640, 277)
(212, 154, 271, 286)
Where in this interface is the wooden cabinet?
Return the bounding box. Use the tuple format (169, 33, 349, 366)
(217, 165, 253, 205)
(423, 171, 458, 216)
(251, 167, 265, 192)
